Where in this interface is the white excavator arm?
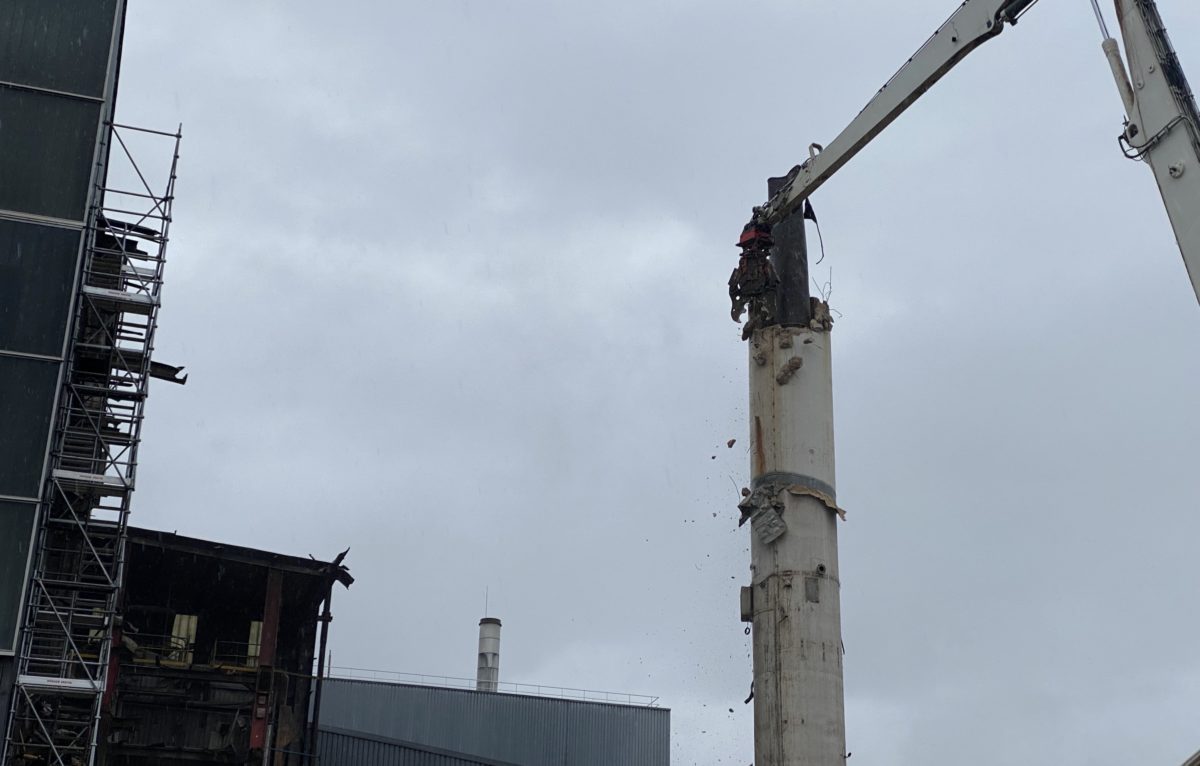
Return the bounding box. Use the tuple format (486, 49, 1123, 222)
(758, 0, 1038, 222)
(756, 0, 1200, 306)
(1111, 0, 1200, 303)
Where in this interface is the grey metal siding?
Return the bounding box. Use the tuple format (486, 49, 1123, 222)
(318, 728, 512, 766)
(319, 680, 669, 766)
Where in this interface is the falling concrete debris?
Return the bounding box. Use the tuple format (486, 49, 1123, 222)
(736, 484, 788, 545)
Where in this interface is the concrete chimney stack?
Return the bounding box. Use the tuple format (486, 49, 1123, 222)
(476, 618, 501, 692)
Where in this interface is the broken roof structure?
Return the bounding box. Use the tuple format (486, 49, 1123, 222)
(107, 528, 352, 765)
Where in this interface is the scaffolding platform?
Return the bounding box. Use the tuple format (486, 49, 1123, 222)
(50, 469, 130, 496)
(80, 284, 159, 315)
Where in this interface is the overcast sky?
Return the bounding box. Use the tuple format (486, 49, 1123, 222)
(112, 2, 1200, 764)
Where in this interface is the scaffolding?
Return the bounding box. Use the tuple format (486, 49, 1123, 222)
(3, 121, 180, 766)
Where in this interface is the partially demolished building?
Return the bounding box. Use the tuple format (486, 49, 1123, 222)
(108, 529, 352, 765)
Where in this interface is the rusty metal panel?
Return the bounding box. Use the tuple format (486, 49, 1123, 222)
(250, 569, 283, 750)
(318, 679, 669, 766)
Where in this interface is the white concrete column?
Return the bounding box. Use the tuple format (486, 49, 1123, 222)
(745, 318, 846, 765)
(476, 617, 501, 692)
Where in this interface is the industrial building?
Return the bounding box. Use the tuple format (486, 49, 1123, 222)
(315, 618, 669, 766)
(318, 679, 670, 766)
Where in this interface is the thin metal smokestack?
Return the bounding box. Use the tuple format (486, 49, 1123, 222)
(476, 617, 501, 692)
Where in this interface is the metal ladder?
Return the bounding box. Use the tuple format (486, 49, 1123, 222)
(4, 123, 180, 766)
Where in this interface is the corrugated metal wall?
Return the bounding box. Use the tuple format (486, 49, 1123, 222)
(318, 728, 507, 766)
(319, 680, 669, 766)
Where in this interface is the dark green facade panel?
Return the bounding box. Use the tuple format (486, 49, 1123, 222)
(0, 219, 82, 357)
(0, 356, 60, 499)
(0, 0, 119, 98)
(0, 86, 100, 222)
(0, 501, 36, 654)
